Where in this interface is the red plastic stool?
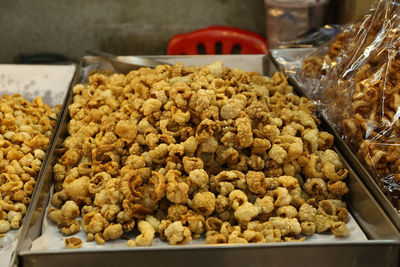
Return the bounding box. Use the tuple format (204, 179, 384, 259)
(167, 26, 268, 55)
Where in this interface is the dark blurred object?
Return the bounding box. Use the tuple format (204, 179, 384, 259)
(337, 0, 375, 23)
(17, 53, 72, 64)
(326, 0, 341, 24)
(264, 0, 330, 49)
(167, 26, 268, 55)
(278, 24, 342, 48)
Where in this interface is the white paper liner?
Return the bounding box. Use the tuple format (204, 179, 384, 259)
(0, 230, 19, 266)
(0, 64, 76, 107)
(0, 64, 76, 266)
(31, 185, 367, 251)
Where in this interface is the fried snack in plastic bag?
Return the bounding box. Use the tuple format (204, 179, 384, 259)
(300, 0, 400, 209)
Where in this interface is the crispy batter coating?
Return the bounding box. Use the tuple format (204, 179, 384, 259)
(229, 190, 248, 210)
(129, 220, 156, 246)
(182, 156, 204, 174)
(65, 237, 83, 249)
(271, 187, 292, 207)
(298, 203, 317, 222)
(103, 223, 123, 240)
(228, 226, 248, 244)
(166, 181, 189, 204)
(81, 211, 109, 234)
(51, 62, 350, 246)
(276, 205, 297, 219)
(184, 211, 205, 237)
(331, 221, 349, 237)
(315, 214, 333, 233)
(303, 178, 328, 200)
(188, 169, 208, 189)
(270, 217, 301, 236)
(205, 231, 227, 244)
(48, 201, 81, 235)
(246, 171, 267, 195)
(327, 181, 349, 198)
(190, 192, 216, 216)
(0, 220, 10, 233)
(168, 204, 188, 222)
(234, 202, 258, 225)
(243, 229, 266, 243)
(301, 221, 316, 236)
(163, 221, 192, 245)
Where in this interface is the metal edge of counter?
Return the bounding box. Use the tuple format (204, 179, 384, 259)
(18, 241, 400, 267)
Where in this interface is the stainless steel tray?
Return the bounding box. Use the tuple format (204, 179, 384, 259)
(15, 55, 400, 267)
(0, 65, 76, 267)
(270, 48, 400, 232)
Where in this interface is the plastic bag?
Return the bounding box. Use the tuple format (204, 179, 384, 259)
(274, 0, 400, 210)
(305, 0, 400, 209)
(265, 0, 331, 48)
(279, 24, 342, 48)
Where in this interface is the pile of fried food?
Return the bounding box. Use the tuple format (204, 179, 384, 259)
(301, 2, 400, 208)
(0, 95, 59, 235)
(48, 61, 350, 249)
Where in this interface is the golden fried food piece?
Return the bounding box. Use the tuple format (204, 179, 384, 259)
(128, 220, 155, 246)
(331, 221, 349, 237)
(65, 237, 83, 249)
(163, 221, 192, 245)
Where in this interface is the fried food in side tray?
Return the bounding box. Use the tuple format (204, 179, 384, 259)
(0, 95, 59, 234)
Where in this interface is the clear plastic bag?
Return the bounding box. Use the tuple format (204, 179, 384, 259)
(276, 0, 400, 210)
(279, 24, 342, 48)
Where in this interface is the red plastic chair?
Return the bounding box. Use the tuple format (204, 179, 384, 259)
(167, 26, 268, 55)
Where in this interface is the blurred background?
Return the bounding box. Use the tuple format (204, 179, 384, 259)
(0, 0, 374, 63)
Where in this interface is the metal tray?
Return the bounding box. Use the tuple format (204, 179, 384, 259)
(15, 55, 400, 267)
(0, 64, 76, 267)
(270, 48, 400, 232)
